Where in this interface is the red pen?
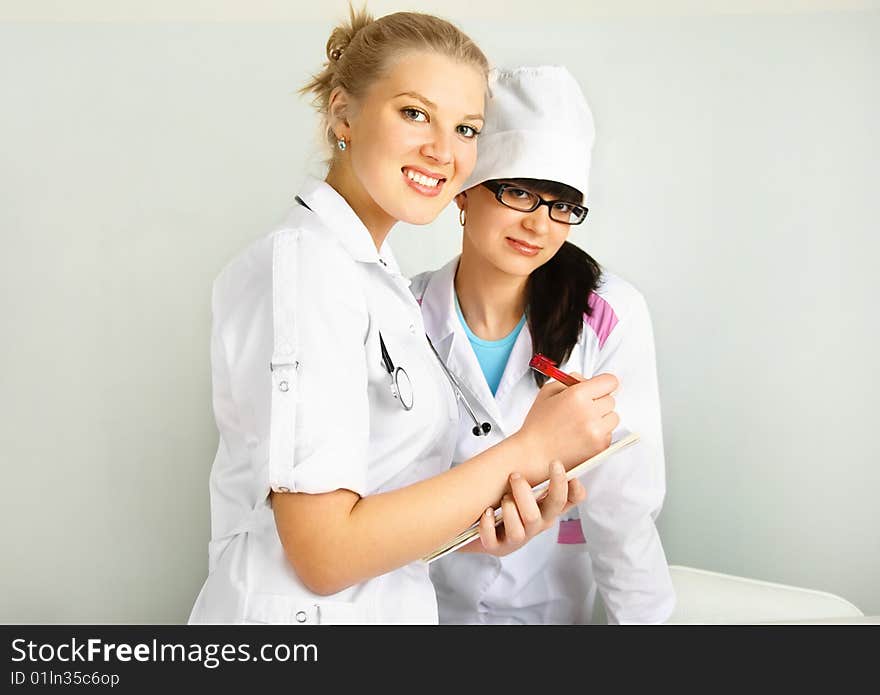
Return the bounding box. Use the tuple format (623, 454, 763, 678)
(528, 354, 580, 387)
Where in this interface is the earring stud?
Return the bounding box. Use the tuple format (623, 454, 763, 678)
(337, 137, 347, 151)
(459, 209, 466, 226)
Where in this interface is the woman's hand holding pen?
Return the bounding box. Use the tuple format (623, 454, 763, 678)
(514, 371, 620, 483)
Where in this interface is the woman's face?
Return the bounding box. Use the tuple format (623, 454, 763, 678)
(457, 183, 573, 278)
(344, 50, 485, 225)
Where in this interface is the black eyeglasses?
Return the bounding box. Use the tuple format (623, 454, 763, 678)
(481, 181, 588, 225)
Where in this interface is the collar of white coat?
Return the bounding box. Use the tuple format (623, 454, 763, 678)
(418, 255, 536, 413)
(292, 176, 408, 282)
(419, 256, 460, 349)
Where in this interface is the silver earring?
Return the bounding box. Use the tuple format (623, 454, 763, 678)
(337, 138, 347, 151)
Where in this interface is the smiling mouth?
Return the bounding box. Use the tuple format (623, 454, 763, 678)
(402, 166, 447, 189)
(506, 237, 542, 251)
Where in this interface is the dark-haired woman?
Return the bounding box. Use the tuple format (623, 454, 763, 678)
(188, 9, 620, 625)
(412, 66, 676, 624)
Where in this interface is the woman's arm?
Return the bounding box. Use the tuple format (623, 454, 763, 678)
(273, 372, 617, 595)
(578, 287, 676, 624)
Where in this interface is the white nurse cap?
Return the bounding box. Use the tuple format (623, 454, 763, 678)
(461, 65, 595, 200)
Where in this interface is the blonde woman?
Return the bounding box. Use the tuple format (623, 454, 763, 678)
(188, 9, 619, 625)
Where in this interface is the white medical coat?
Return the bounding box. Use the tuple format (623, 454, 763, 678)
(411, 257, 676, 625)
(188, 178, 458, 624)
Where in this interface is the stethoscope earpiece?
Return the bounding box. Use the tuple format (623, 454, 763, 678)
(472, 422, 492, 437)
(299, 188, 490, 437)
(379, 331, 492, 438)
(425, 336, 492, 438)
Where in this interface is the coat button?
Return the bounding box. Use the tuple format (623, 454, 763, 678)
(295, 611, 308, 623)
(279, 381, 289, 392)
(409, 324, 415, 334)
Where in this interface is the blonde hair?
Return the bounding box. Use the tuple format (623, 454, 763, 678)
(301, 3, 489, 149)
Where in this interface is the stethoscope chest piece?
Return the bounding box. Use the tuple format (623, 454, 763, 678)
(379, 330, 492, 437)
(380, 331, 414, 411)
(390, 365, 414, 411)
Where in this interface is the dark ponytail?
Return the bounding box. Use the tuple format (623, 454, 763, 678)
(509, 178, 602, 386)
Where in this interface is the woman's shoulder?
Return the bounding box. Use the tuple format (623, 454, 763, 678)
(409, 255, 460, 305)
(592, 269, 646, 309)
(581, 269, 649, 348)
(212, 209, 360, 313)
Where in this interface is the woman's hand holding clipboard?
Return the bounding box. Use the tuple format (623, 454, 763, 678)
(422, 355, 638, 564)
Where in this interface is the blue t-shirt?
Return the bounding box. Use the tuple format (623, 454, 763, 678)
(455, 294, 526, 396)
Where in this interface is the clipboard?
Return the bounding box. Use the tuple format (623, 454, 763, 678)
(422, 431, 640, 564)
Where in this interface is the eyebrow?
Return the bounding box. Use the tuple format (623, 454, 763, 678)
(394, 91, 484, 122)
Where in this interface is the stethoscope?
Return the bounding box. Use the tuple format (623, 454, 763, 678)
(379, 331, 415, 411)
(294, 195, 490, 437)
(379, 331, 492, 437)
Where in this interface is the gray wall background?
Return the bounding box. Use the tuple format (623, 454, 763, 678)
(1, 1, 877, 622)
